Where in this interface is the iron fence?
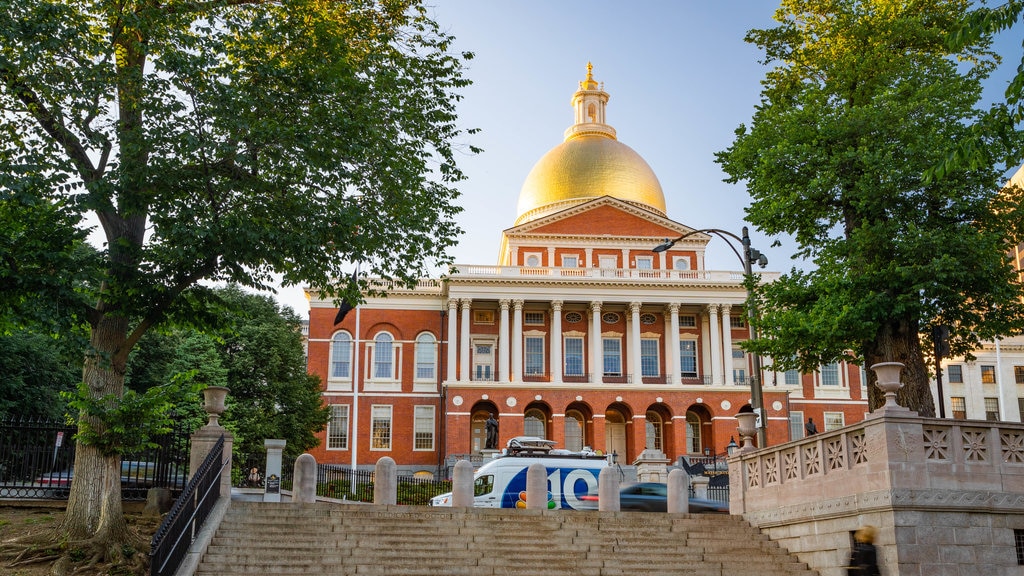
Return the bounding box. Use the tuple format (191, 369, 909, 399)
(0, 417, 191, 501)
(316, 465, 452, 505)
(149, 434, 224, 576)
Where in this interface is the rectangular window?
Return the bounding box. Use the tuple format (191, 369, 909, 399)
(678, 314, 696, 328)
(1019, 398, 1024, 423)
(635, 256, 653, 269)
(327, 405, 349, 450)
(823, 412, 845, 431)
(784, 369, 801, 386)
(947, 364, 963, 383)
(981, 365, 996, 383)
(371, 405, 392, 450)
(820, 363, 840, 386)
(641, 338, 659, 377)
(985, 397, 999, 421)
(951, 397, 967, 420)
(1015, 529, 1024, 565)
(564, 337, 584, 376)
(562, 255, 578, 268)
(733, 369, 746, 384)
(524, 311, 545, 325)
(603, 338, 622, 376)
(789, 411, 804, 440)
(473, 343, 493, 381)
(524, 336, 545, 375)
(373, 340, 394, 379)
(729, 315, 745, 328)
(415, 340, 435, 380)
(413, 406, 434, 451)
(679, 340, 697, 378)
(1015, 366, 1024, 385)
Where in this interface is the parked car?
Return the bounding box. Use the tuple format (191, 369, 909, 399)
(35, 461, 186, 491)
(579, 482, 729, 513)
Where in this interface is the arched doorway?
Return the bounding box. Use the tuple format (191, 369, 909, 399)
(685, 404, 713, 455)
(563, 402, 592, 452)
(605, 403, 631, 460)
(470, 401, 500, 454)
(523, 402, 551, 439)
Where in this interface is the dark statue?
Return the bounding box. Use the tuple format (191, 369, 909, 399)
(485, 413, 499, 449)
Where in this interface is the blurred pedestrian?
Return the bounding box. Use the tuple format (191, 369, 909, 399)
(805, 417, 818, 435)
(847, 524, 880, 575)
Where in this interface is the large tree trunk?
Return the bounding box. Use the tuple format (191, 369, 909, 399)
(863, 316, 936, 417)
(57, 315, 130, 543)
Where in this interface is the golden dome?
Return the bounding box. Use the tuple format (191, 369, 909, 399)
(514, 64, 666, 225)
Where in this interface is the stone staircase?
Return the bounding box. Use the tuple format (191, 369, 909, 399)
(194, 501, 819, 576)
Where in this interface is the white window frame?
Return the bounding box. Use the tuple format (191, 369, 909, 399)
(327, 405, 350, 450)
(823, 412, 845, 431)
(525, 252, 542, 267)
(564, 336, 585, 377)
(789, 411, 804, 441)
(370, 405, 393, 451)
(673, 256, 691, 270)
(603, 337, 622, 377)
(784, 369, 801, 386)
(328, 332, 353, 391)
(679, 314, 697, 327)
(562, 255, 578, 268)
(413, 405, 435, 451)
(635, 256, 653, 270)
(367, 332, 401, 391)
(524, 334, 545, 376)
(641, 338, 660, 377)
(414, 333, 437, 392)
(472, 339, 495, 381)
(524, 311, 545, 325)
(679, 339, 698, 378)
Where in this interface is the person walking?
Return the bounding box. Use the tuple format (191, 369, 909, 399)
(847, 525, 881, 575)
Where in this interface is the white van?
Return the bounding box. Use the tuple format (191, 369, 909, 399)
(430, 437, 608, 509)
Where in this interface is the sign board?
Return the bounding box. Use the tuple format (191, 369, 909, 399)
(265, 474, 280, 494)
(754, 407, 762, 429)
(55, 431, 64, 448)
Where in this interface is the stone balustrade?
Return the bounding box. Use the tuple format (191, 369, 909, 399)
(729, 412, 1024, 575)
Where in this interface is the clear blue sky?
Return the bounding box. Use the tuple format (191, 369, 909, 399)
(278, 1, 1023, 317)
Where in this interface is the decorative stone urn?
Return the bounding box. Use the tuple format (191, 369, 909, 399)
(870, 362, 905, 411)
(202, 386, 230, 427)
(735, 410, 758, 453)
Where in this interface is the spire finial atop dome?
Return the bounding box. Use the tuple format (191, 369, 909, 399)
(581, 62, 599, 91)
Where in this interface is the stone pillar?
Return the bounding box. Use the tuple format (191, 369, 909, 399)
(667, 468, 689, 514)
(550, 300, 563, 384)
(590, 301, 603, 384)
(452, 460, 474, 507)
(499, 299, 510, 382)
(459, 299, 471, 382)
(667, 303, 680, 384)
(446, 299, 458, 382)
(526, 462, 547, 510)
(511, 299, 524, 383)
(722, 304, 734, 386)
(189, 386, 234, 500)
(707, 304, 722, 385)
(293, 453, 316, 504)
(691, 475, 710, 499)
(598, 466, 620, 512)
(373, 456, 397, 505)
(633, 448, 670, 483)
(629, 302, 642, 383)
(263, 439, 286, 502)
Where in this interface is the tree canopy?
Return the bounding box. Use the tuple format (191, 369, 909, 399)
(716, 0, 1024, 415)
(0, 0, 473, 557)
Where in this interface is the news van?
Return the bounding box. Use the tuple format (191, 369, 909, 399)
(430, 437, 608, 509)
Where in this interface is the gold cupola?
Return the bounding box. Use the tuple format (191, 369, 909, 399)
(514, 63, 667, 226)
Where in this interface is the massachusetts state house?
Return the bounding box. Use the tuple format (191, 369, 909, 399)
(305, 65, 870, 476)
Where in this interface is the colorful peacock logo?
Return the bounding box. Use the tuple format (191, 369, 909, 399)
(515, 490, 556, 509)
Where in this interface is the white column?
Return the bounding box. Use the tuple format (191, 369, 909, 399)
(722, 304, 734, 386)
(667, 303, 680, 384)
(629, 302, 642, 383)
(547, 247, 556, 267)
(590, 301, 603, 384)
(550, 300, 563, 384)
(446, 299, 458, 382)
(511, 299, 524, 383)
(499, 299, 510, 382)
(707, 304, 722, 386)
(459, 299, 471, 382)
(585, 248, 593, 268)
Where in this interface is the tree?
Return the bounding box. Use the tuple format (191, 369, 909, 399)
(0, 0, 472, 560)
(716, 0, 1024, 415)
(0, 329, 80, 420)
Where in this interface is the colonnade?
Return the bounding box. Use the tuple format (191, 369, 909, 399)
(444, 298, 752, 386)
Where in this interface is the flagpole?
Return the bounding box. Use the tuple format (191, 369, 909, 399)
(350, 265, 361, 490)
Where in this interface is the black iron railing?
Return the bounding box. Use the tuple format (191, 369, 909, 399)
(149, 434, 224, 576)
(316, 465, 451, 505)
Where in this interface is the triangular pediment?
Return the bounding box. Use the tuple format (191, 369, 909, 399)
(503, 196, 704, 241)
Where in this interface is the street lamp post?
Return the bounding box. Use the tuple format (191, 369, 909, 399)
(653, 226, 769, 448)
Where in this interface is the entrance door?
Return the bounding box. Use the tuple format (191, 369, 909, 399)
(605, 410, 626, 459)
(471, 411, 487, 454)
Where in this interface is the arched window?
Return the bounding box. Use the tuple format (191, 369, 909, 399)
(686, 411, 701, 454)
(330, 332, 352, 378)
(415, 333, 436, 380)
(373, 332, 394, 379)
(645, 411, 663, 451)
(524, 408, 546, 438)
(564, 410, 585, 452)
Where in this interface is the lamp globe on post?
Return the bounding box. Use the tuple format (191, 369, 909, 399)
(726, 437, 739, 456)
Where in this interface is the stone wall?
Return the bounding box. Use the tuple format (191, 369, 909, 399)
(729, 412, 1024, 575)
